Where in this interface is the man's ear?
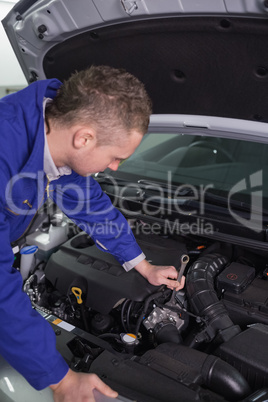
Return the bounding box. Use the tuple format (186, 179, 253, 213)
(73, 127, 96, 150)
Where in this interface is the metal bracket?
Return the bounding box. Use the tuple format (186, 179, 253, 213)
(120, 0, 138, 15)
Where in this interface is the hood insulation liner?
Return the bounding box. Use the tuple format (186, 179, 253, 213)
(43, 16, 268, 121)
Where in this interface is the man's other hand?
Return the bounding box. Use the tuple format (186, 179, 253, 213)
(50, 369, 118, 402)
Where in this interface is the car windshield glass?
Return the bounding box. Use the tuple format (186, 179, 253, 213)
(105, 131, 268, 208)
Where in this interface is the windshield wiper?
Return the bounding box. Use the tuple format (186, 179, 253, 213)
(96, 174, 267, 220)
(204, 191, 267, 216)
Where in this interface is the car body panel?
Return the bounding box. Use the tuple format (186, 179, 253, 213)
(150, 115, 268, 143)
(0, 354, 54, 402)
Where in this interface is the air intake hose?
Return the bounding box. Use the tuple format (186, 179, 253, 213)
(186, 254, 241, 344)
(147, 343, 252, 401)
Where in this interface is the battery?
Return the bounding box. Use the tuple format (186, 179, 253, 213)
(216, 262, 255, 294)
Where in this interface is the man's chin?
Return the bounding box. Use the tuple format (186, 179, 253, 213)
(72, 170, 93, 177)
(73, 169, 102, 177)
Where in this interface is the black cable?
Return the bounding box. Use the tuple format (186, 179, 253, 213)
(126, 300, 135, 332)
(134, 290, 164, 336)
(32, 261, 46, 274)
(81, 305, 90, 333)
(120, 299, 131, 332)
(98, 333, 121, 340)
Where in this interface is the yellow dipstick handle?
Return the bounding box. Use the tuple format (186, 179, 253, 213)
(71, 287, 83, 304)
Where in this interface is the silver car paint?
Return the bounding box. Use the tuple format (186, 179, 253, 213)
(0, 354, 53, 402)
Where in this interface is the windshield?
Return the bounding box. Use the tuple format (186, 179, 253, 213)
(98, 130, 268, 236)
(106, 131, 267, 203)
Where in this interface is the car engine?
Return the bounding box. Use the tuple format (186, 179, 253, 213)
(18, 213, 268, 402)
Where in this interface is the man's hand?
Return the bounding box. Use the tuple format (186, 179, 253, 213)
(50, 369, 118, 402)
(135, 259, 185, 290)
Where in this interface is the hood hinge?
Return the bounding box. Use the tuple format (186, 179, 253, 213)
(120, 0, 138, 15)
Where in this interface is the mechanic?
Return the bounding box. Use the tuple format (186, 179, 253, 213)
(0, 65, 185, 402)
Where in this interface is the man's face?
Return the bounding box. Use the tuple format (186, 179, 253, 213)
(69, 129, 143, 176)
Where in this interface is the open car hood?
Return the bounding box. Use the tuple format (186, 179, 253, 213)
(3, 0, 268, 121)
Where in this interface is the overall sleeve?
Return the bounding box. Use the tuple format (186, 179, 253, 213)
(52, 174, 145, 270)
(0, 213, 69, 390)
(0, 84, 69, 390)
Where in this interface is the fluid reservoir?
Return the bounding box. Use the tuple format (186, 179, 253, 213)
(120, 333, 139, 353)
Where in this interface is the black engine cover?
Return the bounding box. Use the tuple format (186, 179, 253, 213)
(45, 232, 186, 314)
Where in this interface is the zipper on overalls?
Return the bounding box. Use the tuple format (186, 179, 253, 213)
(14, 175, 51, 242)
(45, 175, 51, 199)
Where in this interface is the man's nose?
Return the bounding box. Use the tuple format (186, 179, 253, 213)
(107, 160, 120, 171)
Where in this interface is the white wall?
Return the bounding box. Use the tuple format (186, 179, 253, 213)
(0, 1, 27, 87)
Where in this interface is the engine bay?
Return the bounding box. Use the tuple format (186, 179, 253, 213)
(19, 214, 268, 402)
